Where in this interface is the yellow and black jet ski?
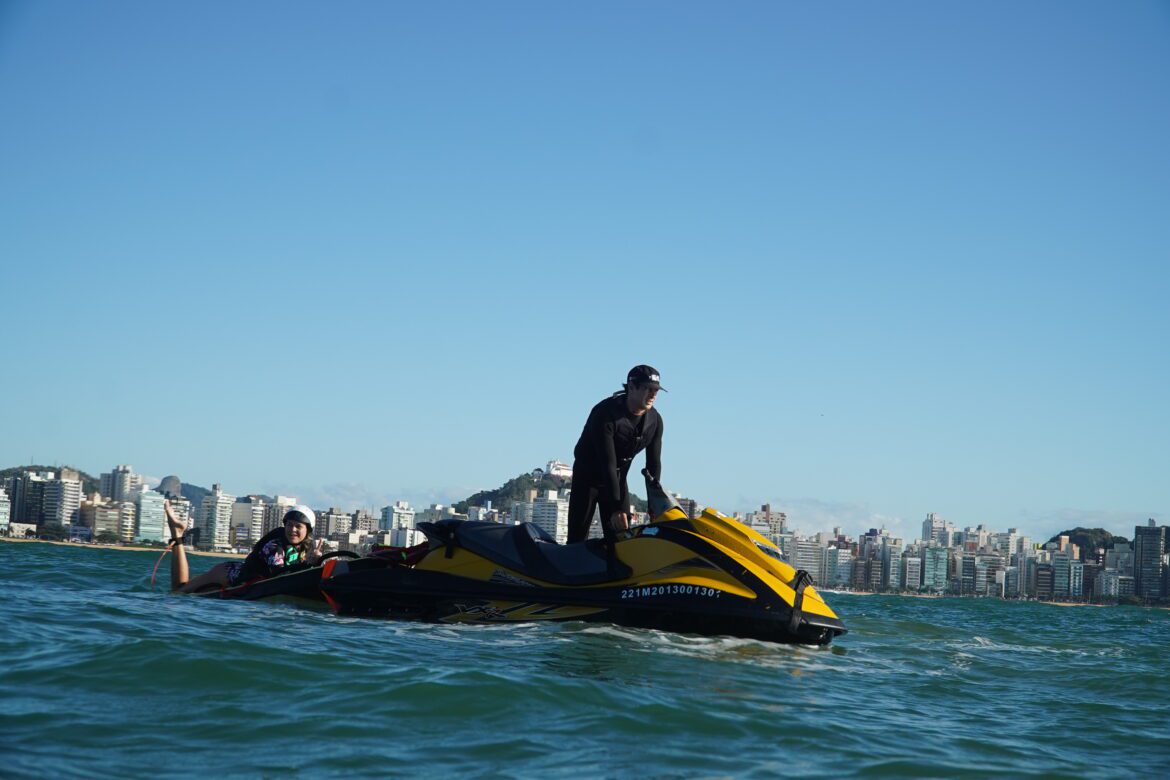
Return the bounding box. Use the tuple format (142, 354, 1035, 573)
(319, 473, 847, 645)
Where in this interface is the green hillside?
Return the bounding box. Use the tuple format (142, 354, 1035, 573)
(0, 465, 100, 495)
(1047, 527, 1130, 560)
(455, 469, 646, 514)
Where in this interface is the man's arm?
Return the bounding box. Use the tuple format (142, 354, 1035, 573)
(600, 418, 621, 502)
(645, 413, 663, 482)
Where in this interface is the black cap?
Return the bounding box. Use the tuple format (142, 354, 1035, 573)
(627, 364, 666, 391)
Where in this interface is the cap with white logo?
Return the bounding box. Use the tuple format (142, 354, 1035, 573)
(626, 365, 666, 391)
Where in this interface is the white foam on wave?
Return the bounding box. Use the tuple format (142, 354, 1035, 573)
(949, 635, 1126, 658)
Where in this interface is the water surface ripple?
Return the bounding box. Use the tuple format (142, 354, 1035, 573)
(2, 543, 1168, 778)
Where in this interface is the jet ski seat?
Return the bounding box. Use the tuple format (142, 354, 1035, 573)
(418, 520, 631, 586)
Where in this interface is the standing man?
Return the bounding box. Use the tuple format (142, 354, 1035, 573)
(567, 364, 665, 545)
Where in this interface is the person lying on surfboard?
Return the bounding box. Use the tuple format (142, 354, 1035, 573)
(166, 500, 323, 593)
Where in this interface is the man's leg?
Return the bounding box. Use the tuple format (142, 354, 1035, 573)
(567, 481, 598, 544)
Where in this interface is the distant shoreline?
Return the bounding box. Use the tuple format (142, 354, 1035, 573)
(0, 536, 246, 559)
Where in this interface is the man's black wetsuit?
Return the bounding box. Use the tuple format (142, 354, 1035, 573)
(567, 393, 663, 544)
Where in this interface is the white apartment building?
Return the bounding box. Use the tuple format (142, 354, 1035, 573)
(381, 500, 416, 531)
(118, 502, 138, 543)
(320, 508, 352, 537)
(92, 501, 123, 540)
(42, 477, 82, 527)
(197, 484, 235, 550)
(828, 547, 853, 587)
(231, 498, 267, 545)
(387, 527, 426, 547)
(792, 538, 825, 584)
(0, 487, 10, 533)
(531, 490, 569, 544)
(903, 555, 923, 591)
(100, 465, 145, 503)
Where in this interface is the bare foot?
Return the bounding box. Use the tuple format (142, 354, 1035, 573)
(164, 500, 187, 540)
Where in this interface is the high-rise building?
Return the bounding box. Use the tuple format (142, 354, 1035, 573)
(532, 490, 569, 544)
(100, 465, 145, 503)
(882, 544, 903, 592)
(752, 504, 787, 539)
(93, 501, 123, 541)
(42, 476, 83, 528)
(197, 484, 235, 550)
(12, 471, 53, 526)
(381, 501, 415, 531)
(903, 555, 923, 592)
(1052, 552, 1072, 601)
(1069, 560, 1085, 601)
(1133, 520, 1166, 600)
(136, 490, 166, 542)
(992, 529, 1019, 559)
(511, 501, 534, 525)
(1104, 543, 1133, 576)
(823, 546, 847, 587)
(320, 508, 352, 537)
(1035, 564, 1055, 601)
(1096, 569, 1135, 599)
(959, 554, 977, 595)
(118, 502, 138, 543)
(922, 513, 946, 545)
(1002, 566, 1020, 598)
(231, 498, 267, 545)
(922, 546, 949, 593)
(0, 487, 10, 534)
(351, 510, 379, 534)
(792, 539, 825, 585)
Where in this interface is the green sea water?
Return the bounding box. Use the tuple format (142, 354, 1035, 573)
(2, 541, 1168, 778)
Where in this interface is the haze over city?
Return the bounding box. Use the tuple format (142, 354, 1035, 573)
(2, 2, 1166, 543)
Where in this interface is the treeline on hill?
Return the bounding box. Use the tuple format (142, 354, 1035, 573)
(0, 465, 100, 495)
(1046, 527, 1130, 560)
(454, 469, 647, 514)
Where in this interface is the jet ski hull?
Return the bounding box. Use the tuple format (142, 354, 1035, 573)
(319, 515, 848, 645)
(320, 563, 845, 644)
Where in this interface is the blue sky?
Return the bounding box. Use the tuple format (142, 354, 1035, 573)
(2, 1, 1167, 542)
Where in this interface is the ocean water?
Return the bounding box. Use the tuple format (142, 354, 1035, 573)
(2, 542, 1168, 779)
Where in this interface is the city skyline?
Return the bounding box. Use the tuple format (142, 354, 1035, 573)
(2, 3, 1167, 545)
(5, 461, 1165, 607)
(0, 457, 1155, 544)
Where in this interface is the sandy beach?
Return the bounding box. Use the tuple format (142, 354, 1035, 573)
(0, 536, 245, 559)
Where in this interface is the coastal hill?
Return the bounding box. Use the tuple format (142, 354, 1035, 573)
(1047, 528, 1129, 560)
(0, 465, 100, 495)
(454, 470, 569, 514)
(454, 469, 648, 514)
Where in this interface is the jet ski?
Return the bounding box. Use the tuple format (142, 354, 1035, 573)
(318, 472, 847, 645)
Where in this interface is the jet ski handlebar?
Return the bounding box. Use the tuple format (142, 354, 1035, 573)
(641, 468, 684, 518)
